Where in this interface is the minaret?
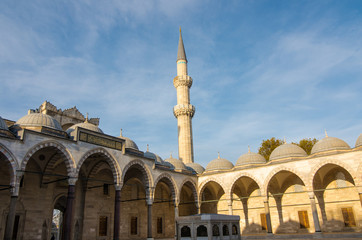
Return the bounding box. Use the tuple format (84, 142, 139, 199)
(173, 28, 195, 164)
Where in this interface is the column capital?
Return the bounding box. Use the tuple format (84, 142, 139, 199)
(173, 104, 195, 117)
(173, 75, 193, 88)
(67, 177, 78, 186)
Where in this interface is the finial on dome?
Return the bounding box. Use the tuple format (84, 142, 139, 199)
(170, 152, 173, 158)
(325, 129, 328, 137)
(85, 113, 89, 123)
(218, 152, 220, 159)
(284, 137, 287, 144)
(147, 144, 149, 152)
(120, 129, 123, 137)
(248, 145, 251, 153)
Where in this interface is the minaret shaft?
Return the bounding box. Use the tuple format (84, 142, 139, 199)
(174, 30, 195, 164)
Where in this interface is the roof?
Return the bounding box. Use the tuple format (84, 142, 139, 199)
(177, 28, 187, 62)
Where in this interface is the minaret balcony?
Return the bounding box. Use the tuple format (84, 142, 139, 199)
(173, 104, 195, 117)
(173, 75, 193, 88)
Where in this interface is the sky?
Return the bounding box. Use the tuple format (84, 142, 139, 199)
(1, 0, 362, 168)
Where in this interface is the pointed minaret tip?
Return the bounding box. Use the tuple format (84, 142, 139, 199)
(177, 27, 187, 62)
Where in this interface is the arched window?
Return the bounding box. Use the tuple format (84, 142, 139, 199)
(181, 226, 191, 237)
(212, 224, 220, 236)
(232, 225, 238, 235)
(197, 225, 208, 237)
(223, 225, 229, 236)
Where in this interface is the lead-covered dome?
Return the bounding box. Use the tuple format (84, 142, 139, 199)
(144, 146, 163, 165)
(66, 120, 103, 134)
(236, 150, 266, 166)
(16, 113, 62, 130)
(185, 162, 205, 174)
(118, 130, 139, 150)
(0, 116, 8, 130)
(356, 134, 362, 148)
(205, 154, 234, 172)
(165, 154, 187, 171)
(269, 143, 307, 161)
(311, 136, 350, 155)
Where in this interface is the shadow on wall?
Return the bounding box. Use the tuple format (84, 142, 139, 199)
(321, 219, 357, 233)
(242, 223, 264, 235)
(275, 220, 310, 234)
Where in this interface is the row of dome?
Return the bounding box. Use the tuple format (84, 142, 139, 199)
(1, 113, 362, 175)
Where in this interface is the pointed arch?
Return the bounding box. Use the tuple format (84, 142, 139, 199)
(229, 172, 263, 199)
(198, 178, 227, 202)
(76, 147, 121, 185)
(308, 159, 357, 189)
(121, 159, 153, 189)
(179, 178, 198, 205)
(0, 143, 18, 187)
(153, 173, 178, 203)
(21, 140, 75, 177)
(264, 166, 308, 196)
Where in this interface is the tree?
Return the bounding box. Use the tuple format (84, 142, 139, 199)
(258, 137, 283, 161)
(293, 138, 318, 155)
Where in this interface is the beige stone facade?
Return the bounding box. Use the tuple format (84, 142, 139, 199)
(0, 31, 362, 240)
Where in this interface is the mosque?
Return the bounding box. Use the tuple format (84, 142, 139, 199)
(0, 30, 362, 240)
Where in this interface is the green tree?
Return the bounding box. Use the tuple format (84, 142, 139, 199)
(258, 137, 283, 161)
(293, 138, 318, 155)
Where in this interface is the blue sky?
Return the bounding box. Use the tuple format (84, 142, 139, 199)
(1, 0, 362, 167)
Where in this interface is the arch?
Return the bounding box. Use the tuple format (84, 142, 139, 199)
(198, 178, 227, 202)
(263, 166, 308, 196)
(21, 140, 75, 177)
(230, 173, 263, 199)
(153, 173, 178, 203)
(0, 143, 18, 187)
(121, 159, 153, 189)
(76, 147, 121, 185)
(308, 159, 358, 189)
(179, 178, 198, 204)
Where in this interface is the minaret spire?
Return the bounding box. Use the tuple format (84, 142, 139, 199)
(173, 29, 195, 164)
(177, 27, 187, 62)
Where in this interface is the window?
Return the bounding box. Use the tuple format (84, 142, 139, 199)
(298, 211, 310, 228)
(99, 216, 108, 236)
(103, 184, 109, 195)
(212, 225, 219, 236)
(157, 217, 163, 234)
(131, 217, 138, 235)
(341, 208, 356, 227)
(197, 225, 208, 237)
(260, 213, 267, 231)
(222, 225, 229, 236)
(232, 225, 238, 235)
(181, 226, 191, 237)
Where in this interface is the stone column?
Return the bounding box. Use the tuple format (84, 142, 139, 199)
(197, 201, 201, 214)
(147, 199, 153, 240)
(308, 192, 321, 232)
(207, 222, 212, 240)
(62, 178, 77, 240)
(174, 202, 179, 239)
(219, 223, 224, 239)
(4, 188, 19, 240)
(359, 193, 362, 207)
(113, 186, 121, 240)
(264, 200, 272, 234)
(228, 199, 233, 215)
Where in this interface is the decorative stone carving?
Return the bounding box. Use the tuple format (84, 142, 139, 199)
(173, 75, 193, 88)
(173, 104, 195, 117)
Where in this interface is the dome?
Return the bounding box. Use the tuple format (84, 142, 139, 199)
(118, 130, 138, 150)
(144, 146, 163, 165)
(356, 134, 362, 148)
(311, 136, 350, 155)
(66, 120, 103, 134)
(185, 162, 205, 174)
(236, 150, 266, 166)
(0, 116, 8, 130)
(165, 154, 187, 171)
(205, 154, 234, 172)
(269, 143, 307, 161)
(16, 113, 62, 130)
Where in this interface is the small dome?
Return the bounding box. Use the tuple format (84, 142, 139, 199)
(144, 146, 163, 165)
(0, 116, 8, 130)
(356, 134, 362, 148)
(205, 154, 234, 172)
(236, 150, 266, 166)
(311, 136, 350, 154)
(66, 120, 103, 134)
(270, 143, 307, 161)
(165, 154, 187, 171)
(185, 162, 205, 174)
(118, 129, 138, 150)
(16, 113, 62, 130)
